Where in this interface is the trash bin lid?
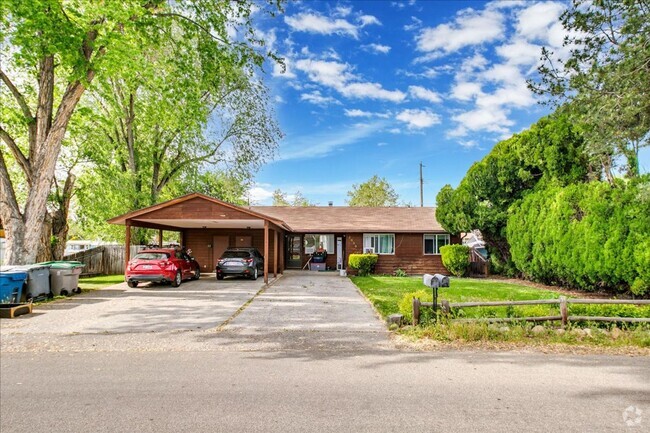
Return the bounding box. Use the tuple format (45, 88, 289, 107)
(37, 261, 85, 269)
(0, 269, 28, 280)
(3, 263, 51, 272)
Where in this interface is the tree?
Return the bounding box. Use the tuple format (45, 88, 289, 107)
(0, 0, 283, 264)
(436, 114, 587, 270)
(347, 175, 399, 207)
(272, 189, 312, 206)
(530, 0, 650, 180)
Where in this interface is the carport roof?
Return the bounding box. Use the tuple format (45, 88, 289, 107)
(107, 193, 292, 231)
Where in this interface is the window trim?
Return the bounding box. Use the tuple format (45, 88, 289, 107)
(363, 233, 395, 255)
(423, 233, 451, 255)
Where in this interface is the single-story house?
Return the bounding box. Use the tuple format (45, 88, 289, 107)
(108, 193, 459, 283)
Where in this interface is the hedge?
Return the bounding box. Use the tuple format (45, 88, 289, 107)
(348, 253, 378, 276)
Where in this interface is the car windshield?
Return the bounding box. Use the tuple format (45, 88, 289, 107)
(222, 251, 251, 259)
(134, 252, 169, 260)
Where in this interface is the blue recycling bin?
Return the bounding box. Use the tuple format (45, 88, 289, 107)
(0, 269, 27, 304)
(2, 264, 52, 301)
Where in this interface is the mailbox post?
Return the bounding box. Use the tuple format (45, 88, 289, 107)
(423, 273, 449, 312)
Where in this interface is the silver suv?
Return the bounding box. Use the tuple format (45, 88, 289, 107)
(216, 248, 264, 280)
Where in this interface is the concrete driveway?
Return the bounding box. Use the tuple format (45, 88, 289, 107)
(0, 271, 388, 353)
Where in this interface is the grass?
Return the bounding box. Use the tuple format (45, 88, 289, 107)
(78, 274, 124, 291)
(351, 275, 650, 350)
(351, 275, 561, 319)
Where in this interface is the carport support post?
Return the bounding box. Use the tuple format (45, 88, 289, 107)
(125, 221, 131, 269)
(158, 229, 163, 248)
(273, 229, 278, 278)
(264, 220, 269, 284)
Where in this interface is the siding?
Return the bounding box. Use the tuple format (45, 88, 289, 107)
(184, 228, 280, 272)
(345, 233, 460, 275)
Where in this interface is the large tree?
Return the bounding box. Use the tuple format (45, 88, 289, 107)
(272, 189, 312, 206)
(530, 0, 650, 180)
(347, 175, 399, 207)
(436, 114, 587, 270)
(0, 0, 282, 264)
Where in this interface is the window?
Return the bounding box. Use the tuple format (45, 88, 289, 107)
(363, 234, 395, 255)
(304, 234, 335, 254)
(424, 234, 450, 255)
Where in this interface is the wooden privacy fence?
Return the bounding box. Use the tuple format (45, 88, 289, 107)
(63, 245, 146, 276)
(412, 296, 650, 326)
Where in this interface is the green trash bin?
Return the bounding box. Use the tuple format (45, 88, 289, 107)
(1, 264, 52, 301)
(38, 261, 85, 297)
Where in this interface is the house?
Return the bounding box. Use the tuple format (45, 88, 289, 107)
(108, 193, 459, 283)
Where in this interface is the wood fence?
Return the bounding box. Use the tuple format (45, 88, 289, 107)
(412, 296, 650, 326)
(63, 245, 146, 276)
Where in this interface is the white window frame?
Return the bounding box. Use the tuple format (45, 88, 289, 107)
(363, 233, 395, 255)
(423, 234, 451, 255)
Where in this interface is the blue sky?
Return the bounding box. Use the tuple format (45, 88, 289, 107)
(245, 0, 649, 206)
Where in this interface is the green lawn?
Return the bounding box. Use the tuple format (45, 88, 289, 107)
(78, 274, 124, 291)
(351, 276, 560, 319)
(350, 276, 650, 322)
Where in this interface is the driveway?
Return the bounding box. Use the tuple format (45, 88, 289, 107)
(0, 271, 389, 353)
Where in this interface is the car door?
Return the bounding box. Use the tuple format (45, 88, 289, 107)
(175, 251, 191, 279)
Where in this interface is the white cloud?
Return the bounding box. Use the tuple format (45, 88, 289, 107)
(334, 6, 352, 17)
(377, 142, 389, 147)
(295, 59, 355, 87)
(416, 8, 505, 54)
(341, 82, 406, 102)
(495, 39, 543, 66)
(451, 106, 513, 135)
(248, 186, 274, 203)
(274, 95, 285, 104)
(344, 109, 390, 118)
(285, 12, 359, 38)
(300, 90, 340, 106)
(364, 43, 391, 54)
(295, 58, 406, 102)
(450, 81, 483, 101)
(396, 108, 441, 129)
(388, 128, 401, 134)
(458, 139, 479, 149)
(516, 1, 566, 42)
(408, 85, 442, 103)
(359, 15, 381, 27)
(277, 121, 386, 161)
(404, 16, 423, 31)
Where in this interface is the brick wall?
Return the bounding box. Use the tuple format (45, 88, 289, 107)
(345, 232, 460, 275)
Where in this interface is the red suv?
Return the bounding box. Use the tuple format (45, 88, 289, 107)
(125, 248, 200, 288)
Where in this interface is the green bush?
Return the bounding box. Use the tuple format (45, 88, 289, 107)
(440, 245, 470, 277)
(348, 253, 378, 276)
(507, 179, 650, 295)
(398, 290, 433, 324)
(393, 268, 408, 277)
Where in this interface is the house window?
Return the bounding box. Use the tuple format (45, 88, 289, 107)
(363, 233, 395, 255)
(304, 234, 335, 254)
(424, 234, 450, 255)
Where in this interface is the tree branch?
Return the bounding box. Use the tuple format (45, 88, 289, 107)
(0, 125, 33, 184)
(0, 68, 34, 120)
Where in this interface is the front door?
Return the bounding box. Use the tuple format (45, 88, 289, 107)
(286, 235, 303, 269)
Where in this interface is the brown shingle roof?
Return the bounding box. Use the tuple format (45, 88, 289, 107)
(251, 206, 444, 233)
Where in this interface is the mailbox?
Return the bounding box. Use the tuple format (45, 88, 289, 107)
(423, 273, 449, 288)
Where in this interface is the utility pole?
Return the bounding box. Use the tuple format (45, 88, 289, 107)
(419, 161, 424, 207)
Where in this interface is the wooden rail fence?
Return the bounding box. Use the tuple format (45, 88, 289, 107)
(412, 296, 650, 326)
(63, 245, 146, 276)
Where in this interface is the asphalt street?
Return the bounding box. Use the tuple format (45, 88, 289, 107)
(1, 273, 648, 432)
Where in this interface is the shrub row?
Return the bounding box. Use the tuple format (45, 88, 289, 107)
(507, 179, 650, 295)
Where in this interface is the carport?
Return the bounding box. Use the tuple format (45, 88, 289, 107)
(108, 193, 291, 284)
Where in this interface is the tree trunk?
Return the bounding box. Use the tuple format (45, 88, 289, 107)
(36, 213, 53, 263)
(50, 173, 76, 260)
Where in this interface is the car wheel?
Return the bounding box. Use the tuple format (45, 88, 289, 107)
(172, 270, 182, 287)
(193, 267, 200, 280)
(252, 268, 258, 280)
(61, 289, 69, 296)
(217, 274, 224, 280)
(127, 281, 138, 288)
